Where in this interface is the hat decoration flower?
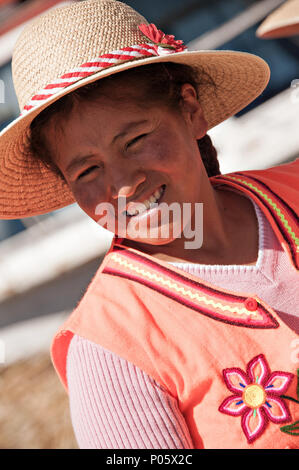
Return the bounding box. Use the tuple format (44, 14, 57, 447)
(138, 24, 187, 54)
(218, 354, 298, 443)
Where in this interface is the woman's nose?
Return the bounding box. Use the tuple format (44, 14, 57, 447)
(109, 168, 146, 200)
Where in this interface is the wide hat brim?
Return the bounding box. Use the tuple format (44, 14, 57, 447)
(0, 49, 270, 219)
(257, 0, 299, 38)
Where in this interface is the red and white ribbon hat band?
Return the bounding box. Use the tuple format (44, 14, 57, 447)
(22, 41, 182, 115)
(0, 0, 270, 219)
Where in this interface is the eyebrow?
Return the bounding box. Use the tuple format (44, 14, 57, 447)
(111, 120, 148, 144)
(65, 120, 149, 176)
(65, 154, 95, 176)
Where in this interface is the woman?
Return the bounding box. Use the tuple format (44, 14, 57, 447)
(1, 0, 298, 449)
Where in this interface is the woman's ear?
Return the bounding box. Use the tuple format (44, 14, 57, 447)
(180, 83, 208, 139)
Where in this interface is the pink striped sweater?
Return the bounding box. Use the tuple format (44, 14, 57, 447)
(66, 197, 299, 449)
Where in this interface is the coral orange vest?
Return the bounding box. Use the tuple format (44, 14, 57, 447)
(51, 159, 299, 449)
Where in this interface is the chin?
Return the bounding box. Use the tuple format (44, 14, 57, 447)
(125, 226, 183, 246)
(130, 236, 177, 246)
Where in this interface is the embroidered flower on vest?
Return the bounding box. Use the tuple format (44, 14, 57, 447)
(218, 354, 294, 443)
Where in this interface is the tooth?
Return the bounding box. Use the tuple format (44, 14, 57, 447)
(138, 205, 147, 214)
(127, 205, 137, 216)
(126, 186, 164, 217)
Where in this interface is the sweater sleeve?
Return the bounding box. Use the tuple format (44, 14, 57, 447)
(66, 334, 194, 449)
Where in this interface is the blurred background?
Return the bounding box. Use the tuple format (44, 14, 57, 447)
(0, 0, 298, 449)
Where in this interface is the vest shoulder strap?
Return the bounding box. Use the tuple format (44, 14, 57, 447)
(210, 159, 299, 270)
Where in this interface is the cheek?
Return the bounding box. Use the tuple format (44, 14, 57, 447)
(142, 135, 178, 168)
(72, 181, 106, 219)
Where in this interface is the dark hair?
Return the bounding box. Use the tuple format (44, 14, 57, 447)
(23, 62, 221, 180)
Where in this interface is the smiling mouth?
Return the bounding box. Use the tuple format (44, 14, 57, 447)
(125, 184, 166, 218)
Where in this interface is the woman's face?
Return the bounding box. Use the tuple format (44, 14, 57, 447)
(46, 82, 208, 245)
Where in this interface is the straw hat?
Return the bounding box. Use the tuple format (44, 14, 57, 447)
(257, 0, 299, 38)
(0, 0, 270, 219)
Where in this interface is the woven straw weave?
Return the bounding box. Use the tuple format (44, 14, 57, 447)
(12, 0, 148, 111)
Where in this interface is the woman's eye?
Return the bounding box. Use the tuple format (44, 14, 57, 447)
(126, 134, 147, 149)
(77, 165, 98, 180)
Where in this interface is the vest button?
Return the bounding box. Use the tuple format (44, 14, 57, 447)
(245, 297, 258, 311)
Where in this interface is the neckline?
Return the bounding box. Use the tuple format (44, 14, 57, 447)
(209, 171, 298, 271)
(102, 171, 297, 332)
(168, 196, 265, 273)
(109, 170, 298, 273)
